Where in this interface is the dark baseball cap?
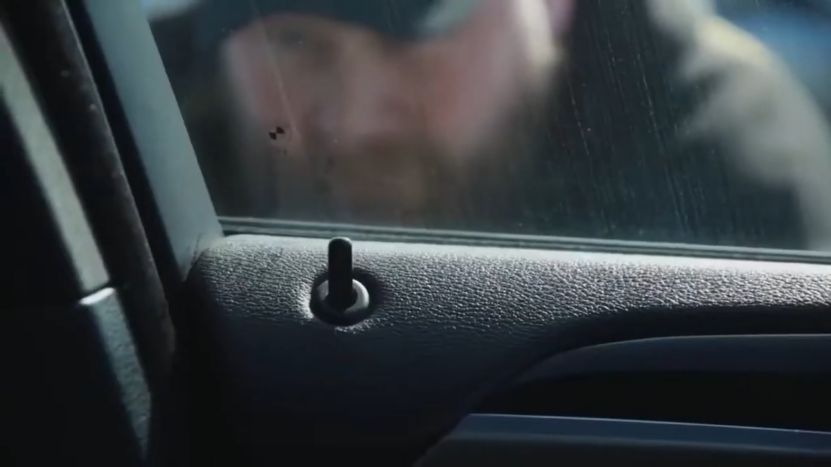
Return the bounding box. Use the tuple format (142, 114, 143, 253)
(196, 0, 483, 51)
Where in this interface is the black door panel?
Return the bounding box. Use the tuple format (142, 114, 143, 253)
(184, 234, 831, 451)
(508, 334, 831, 378)
(418, 415, 831, 466)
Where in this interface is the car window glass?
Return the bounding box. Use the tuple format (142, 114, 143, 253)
(146, 0, 831, 252)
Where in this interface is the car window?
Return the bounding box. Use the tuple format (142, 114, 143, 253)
(146, 0, 831, 251)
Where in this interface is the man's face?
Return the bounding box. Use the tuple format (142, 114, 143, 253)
(218, 0, 573, 227)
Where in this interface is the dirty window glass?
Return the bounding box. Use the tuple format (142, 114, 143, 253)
(146, 0, 831, 251)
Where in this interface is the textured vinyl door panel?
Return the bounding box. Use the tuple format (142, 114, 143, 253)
(186, 235, 831, 446)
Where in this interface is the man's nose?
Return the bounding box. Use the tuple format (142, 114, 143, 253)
(317, 56, 418, 149)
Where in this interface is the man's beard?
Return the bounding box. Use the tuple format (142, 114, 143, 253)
(226, 84, 557, 232)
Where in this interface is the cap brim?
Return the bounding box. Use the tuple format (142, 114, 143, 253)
(196, 0, 484, 54)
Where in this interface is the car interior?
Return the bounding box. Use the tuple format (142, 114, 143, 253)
(4, 0, 831, 466)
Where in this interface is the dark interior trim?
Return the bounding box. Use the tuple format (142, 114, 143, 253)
(5, 0, 177, 393)
(1, 15, 109, 305)
(67, 0, 222, 291)
(453, 414, 831, 449)
(418, 414, 831, 466)
(511, 334, 831, 386)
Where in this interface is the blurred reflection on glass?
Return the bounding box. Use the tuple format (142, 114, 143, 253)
(151, 0, 831, 250)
